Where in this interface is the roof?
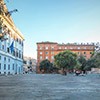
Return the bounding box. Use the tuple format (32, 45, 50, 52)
(37, 41, 95, 46)
(37, 41, 58, 44)
(58, 43, 95, 46)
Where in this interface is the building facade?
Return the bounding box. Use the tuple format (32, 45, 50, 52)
(0, 0, 24, 75)
(37, 41, 95, 72)
(23, 56, 37, 73)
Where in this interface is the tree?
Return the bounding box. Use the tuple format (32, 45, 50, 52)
(39, 59, 53, 73)
(85, 58, 96, 71)
(85, 52, 100, 70)
(74, 61, 81, 70)
(54, 50, 77, 71)
(77, 55, 87, 71)
(92, 52, 100, 68)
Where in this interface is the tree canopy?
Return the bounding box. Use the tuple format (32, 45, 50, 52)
(85, 52, 100, 70)
(77, 55, 87, 71)
(85, 58, 96, 70)
(93, 52, 100, 68)
(54, 50, 77, 70)
(39, 59, 53, 73)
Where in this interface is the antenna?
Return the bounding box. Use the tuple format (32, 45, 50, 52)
(5, 9, 18, 17)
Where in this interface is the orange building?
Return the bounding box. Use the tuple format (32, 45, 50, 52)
(37, 41, 95, 72)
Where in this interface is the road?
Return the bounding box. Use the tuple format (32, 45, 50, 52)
(0, 73, 100, 100)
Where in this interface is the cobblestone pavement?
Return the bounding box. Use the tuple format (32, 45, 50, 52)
(0, 73, 100, 100)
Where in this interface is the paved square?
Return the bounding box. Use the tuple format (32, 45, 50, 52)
(0, 74, 100, 100)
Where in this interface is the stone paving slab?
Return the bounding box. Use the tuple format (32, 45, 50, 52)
(0, 74, 100, 100)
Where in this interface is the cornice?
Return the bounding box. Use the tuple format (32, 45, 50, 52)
(0, 15, 24, 40)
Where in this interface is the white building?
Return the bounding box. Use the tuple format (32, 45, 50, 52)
(23, 56, 37, 73)
(0, 0, 24, 75)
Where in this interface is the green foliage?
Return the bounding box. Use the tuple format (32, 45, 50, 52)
(93, 52, 100, 68)
(91, 51, 95, 57)
(39, 59, 53, 73)
(54, 50, 77, 70)
(77, 55, 87, 71)
(74, 61, 81, 70)
(85, 52, 100, 70)
(85, 58, 96, 70)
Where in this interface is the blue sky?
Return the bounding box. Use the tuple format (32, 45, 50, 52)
(5, 0, 100, 59)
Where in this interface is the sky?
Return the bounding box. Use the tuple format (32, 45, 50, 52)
(5, 0, 100, 59)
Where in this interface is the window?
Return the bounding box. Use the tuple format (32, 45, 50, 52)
(51, 52, 54, 54)
(16, 38, 18, 42)
(0, 63, 1, 70)
(8, 58, 10, 62)
(45, 52, 48, 54)
(40, 56, 42, 60)
(40, 52, 42, 54)
(51, 56, 54, 60)
(78, 47, 80, 49)
(19, 51, 21, 58)
(51, 47, 54, 50)
(2, 45, 4, 50)
(4, 64, 6, 70)
(4, 57, 6, 61)
(13, 64, 14, 70)
(19, 39, 21, 44)
(8, 65, 10, 70)
(46, 56, 48, 59)
(84, 52, 86, 54)
(65, 47, 67, 49)
(45, 47, 48, 50)
(7, 48, 10, 53)
(40, 47, 42, 50)
(70, 47, 73, 49)
(84, 47, 86, 49)
(0, 56, 1, 60)
(16, 51, 18, 57)
(78, 52, 80, 55)
(21, 53, 23, 59)
(22, 41, 23, 46)
(13, 50, 15, 56)
(59, 47, 61, 49)
(19, 53, 21, 58)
